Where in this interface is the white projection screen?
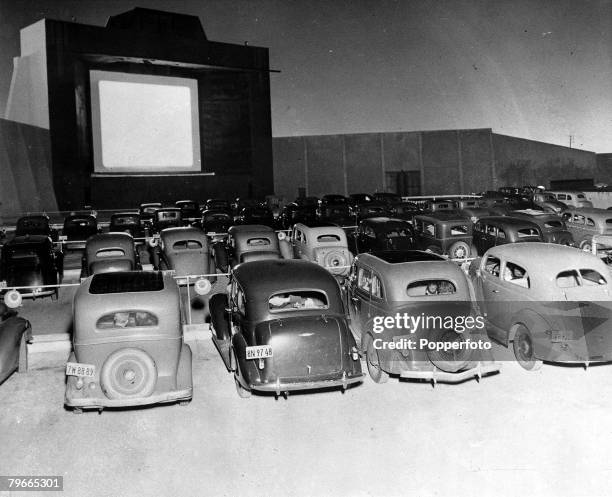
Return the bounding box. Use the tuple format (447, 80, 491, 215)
(90, 70, 201, 174)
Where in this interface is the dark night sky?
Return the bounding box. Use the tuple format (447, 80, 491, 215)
(0, 0, 610, 152)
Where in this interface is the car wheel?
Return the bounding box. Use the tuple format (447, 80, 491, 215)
(512, 326, 543, 371)
(448, 241, 471, 259)
(100, 348, 157, 399)
(579, 240, 592, 252)
(209, 294, 230, 340)
(323, 251, 348, 272)
(365, 335, 389, 383)
(426, 329, 472, 373)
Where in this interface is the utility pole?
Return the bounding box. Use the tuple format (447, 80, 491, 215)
(569, 135, 573, 149)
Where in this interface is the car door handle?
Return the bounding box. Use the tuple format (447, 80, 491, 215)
(491, 290, 499, 293)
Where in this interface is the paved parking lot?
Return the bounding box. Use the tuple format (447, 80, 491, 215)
(2, 332, 612, 497)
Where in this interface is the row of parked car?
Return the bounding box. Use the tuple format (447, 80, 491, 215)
(57, 236, 612, 410)
(2, 188, 611, 406)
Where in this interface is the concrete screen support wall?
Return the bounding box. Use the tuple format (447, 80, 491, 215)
(4, 8, 274, 211)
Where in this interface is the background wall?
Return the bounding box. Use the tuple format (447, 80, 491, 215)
(273, 129, 599, 200)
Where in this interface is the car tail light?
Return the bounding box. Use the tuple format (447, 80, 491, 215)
(351, 346, 359, 361)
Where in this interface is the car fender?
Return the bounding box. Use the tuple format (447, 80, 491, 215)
(231, 333, 260, 385)
(508, 308, 552, 356)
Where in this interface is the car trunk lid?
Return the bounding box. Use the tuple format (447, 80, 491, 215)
(267, 315, 343, 378)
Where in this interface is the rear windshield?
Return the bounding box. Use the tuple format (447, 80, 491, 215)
(158, 211, 179, 220)
(544, 221, 563, 229)
(269, 291, 328, 311)
(96, 249, 125, 258)
(451, 225, 469, 236)
(96, 311, 158, 329)
(555, 269, 606, 288)
(577, 194, 586, 199)
(113, 216, 139, 225)
(317, 234, 341, 242)
(386, 229, 411, 237)
(406, 279, 456, 296)
(172, 240, 203, 250)
(8, 249, 41, 266)
(89, 272, 164, 294)
(68, 218, 94, 226)
(247, 238, 271, 246)
(517, 228, 539, 237)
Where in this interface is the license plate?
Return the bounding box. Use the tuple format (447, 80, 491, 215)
(65, 362, 96, 377)
(246, 345, 273, 360)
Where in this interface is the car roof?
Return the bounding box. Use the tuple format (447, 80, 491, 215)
(160, 226, 207, 244)
(477, 216, 540, 227)
(295, 223, 344, 234)
(355, 251, 468, 296)
(233, 259, 338, 294)
(360, 217, 412, 226)
(484, 243, 604, 270)
(6, 235, 51, 246)
(414, 213, 467, 223)
(228, 224, 274, 234)
(86, 232, 134, 250)
(366, 250, 446, 263)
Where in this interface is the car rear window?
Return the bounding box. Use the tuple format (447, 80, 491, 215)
(317, 234, 341, 242)
(158, 211, 179, 220)
(8, 249, 41, 266)
(172, 240, 203, 250)
(451, 225, 469, 236)
(113, 216, 139, 225)
(247, 238, 271, 246)
(386, 229, 411, 238)
(606, 220, 612, 226)
(96, 249, 125, 258)
(544, 221, 563, 229)
(268, 291, 328, 311)
(577, 194, 586, 199)
(89, 271, 164, 294)
(96, 311, 158, 329)
(406, 279, 456, 296)
(517, 228, 539, 237)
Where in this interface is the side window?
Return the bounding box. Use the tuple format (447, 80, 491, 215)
(586, 218, 595, 227)
(574, 215, 585, 225)
(558, 194, 567, 200)
(567, 195, 573, 200)
(562, 213, 572, 222)
(580, 269, 607, 286)
(497, 229, 506, 239)
(556, 270, 580, 288)
(484, 256, 501, 277)
(502, 261, 530, 288)
(371, 275, 383, 299)
(357, 267, 372, 293)
(423, 222, 435, 236)
(485, 224, 497, 236)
